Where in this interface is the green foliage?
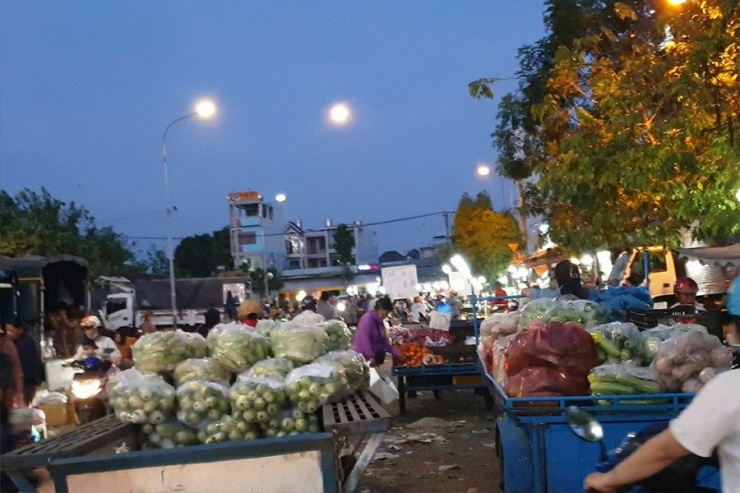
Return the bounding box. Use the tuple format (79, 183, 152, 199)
(333, 224, 356, 282)
(0, 188, 142, 278)
(451, 192, 522, 279)
(173, 227, 231, 277)
(248, 267, 283, 297)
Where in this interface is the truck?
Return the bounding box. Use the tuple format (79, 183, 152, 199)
(97, 276, 249, 331)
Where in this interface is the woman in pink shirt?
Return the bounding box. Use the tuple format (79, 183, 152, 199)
(352, 296, 400, 365)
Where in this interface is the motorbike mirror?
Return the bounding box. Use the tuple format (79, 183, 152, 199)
(566, 406, 604, 443)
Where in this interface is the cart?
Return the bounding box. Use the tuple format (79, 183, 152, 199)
(2, 390, 391, 493)
(477, 356, 697, 493)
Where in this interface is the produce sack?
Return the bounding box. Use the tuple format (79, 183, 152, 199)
(286, 362, 351, 410)
(212, 325, 271, 373)
(518, 299, 559, 330)
(132, 330, 208, 373)
(314, 350, 370, 391)
(642, 324, 709, 362)
(505, 322, 600, 377)
(321, 320, 353, 351)
(291, 310, 326, 325)
(491, 335, 514, 386)
(109, 369, 177, 424)
(256, 319, 281, 338)
(230, 374, 289, 425)
(176, 379, 231, 429)
(588, 363, 663, 395)
(588, 322, 649, 365)
(480, 311, 520, 341)
(140, 420, 200, 449)
(270, 324, 330, 364)
(198, 415, 261, 444)
(245, 358, 295, 379)
(544, 299, 604, 328)
(505, 367, 589, 398)
(261, 407, 321, 439)
(173, 357, 231, 386)
(206, 323, 234, 353)
(652, 329, 731, 393)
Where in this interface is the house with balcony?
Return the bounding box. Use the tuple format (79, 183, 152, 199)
(228, 191, 285, 272)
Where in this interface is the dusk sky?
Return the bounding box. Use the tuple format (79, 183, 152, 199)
(0, 2, 544, 255)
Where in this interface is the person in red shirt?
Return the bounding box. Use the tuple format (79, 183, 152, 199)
(491, 281, 509, 311)
(239, 300, 263, 328)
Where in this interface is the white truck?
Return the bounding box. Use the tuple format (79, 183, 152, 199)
(97, 276, 249, 331)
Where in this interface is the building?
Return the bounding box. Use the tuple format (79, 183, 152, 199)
(228, 191, 285, 272)
(283, 220, 377, 270)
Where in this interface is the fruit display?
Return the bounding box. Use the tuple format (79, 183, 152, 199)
(314, 350, 370, 391)
(211, 325, 271, 373)
(176, 379, 231, 429)
(230, 374, 290, 426)
(397, 343, 443, 367)
(108, 369, 177, 424)
(173, 357, 231, 386)
(245, 358, 295, 379)
(387, 327, 455, 347)
(270, 325, 330, 364)
(132, 330, 208, 373)
(321, 320, 353, 351)
(140, 420, 200, 449)
(285, 362, 351, 412)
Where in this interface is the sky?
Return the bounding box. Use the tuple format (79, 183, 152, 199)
(0, 1, 545, 255)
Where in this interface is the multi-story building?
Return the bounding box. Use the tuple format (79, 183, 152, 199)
(283, 220, 377, 270)
(228, 191, 285, 272)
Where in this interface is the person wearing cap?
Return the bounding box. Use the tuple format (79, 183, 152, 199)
(239, 300, 263, 328)
(73, 316, 121, 365)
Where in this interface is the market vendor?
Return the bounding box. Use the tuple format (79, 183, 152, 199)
(521, 260, 597, 301)
(238, 299, 263, 328)
(72, 316, 121, 366)
(352, 296, 401, 366)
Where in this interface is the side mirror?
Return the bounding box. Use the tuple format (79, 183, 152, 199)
(566, 406, 608, 462)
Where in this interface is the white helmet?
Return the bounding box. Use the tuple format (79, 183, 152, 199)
(81, 315, 102, 330)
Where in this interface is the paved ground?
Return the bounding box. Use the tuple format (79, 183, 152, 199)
(359, 389, 502, 493)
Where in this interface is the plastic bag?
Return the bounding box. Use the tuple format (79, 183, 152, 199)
(176, 379, 231, 429)
(261, 407, 321, 438)
(245, 358, 295, 379)
(480, 311, 520, 340)
(108, 369, 177, 424)
(206, 323, 234, 353)
(492, 335, 514, 386)
(230, 374, 289, 425)
(291, 311, 326, 326)
(270, 324, 330, 364)
(256, 319, 281, 338)
(321, 320, 353, 351)
(212, 325, 271, 373)
(139, 420, 200, 449)
(588, 322, 648, 365)
(173, 357, 231, 386)
(32, 390, 68, 406)
(314, 350, 370, 391)
(545, 299, 604, 328)
(518, 299, 559, 330)
(132, 330, 208, 373)
(651, 329, 730, 392)
(588, 363, 663, 395)
(198, 414, 261, 444)
(285, 362, 351, 410)
(506, 366, 589, 398)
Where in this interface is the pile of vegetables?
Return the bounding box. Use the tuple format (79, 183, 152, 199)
(262, 409, 321, 438)
(245, 358, 295, 379)
(230, 374, 289, 425)
(397, 343, 443, 367)
(132, 330, 208, 373)
(255, 319, 281, 338)
(206, 323, 233, 353)
(652, 330, 732, 393)
(173, 357, 231, 386)
(270, 325, 330, 364)
(519, 299, 604, 331)
(140, 420, 200, 449)
(589, 322, 651, 365)
(109, 369, 177, 424)
(211, 326, 271, 373)
(588, 363, 663, 397)
(176, 380, 231, 429)
(314, 350, 370, 391)
(199, 415, 261, 444)
(321, 320, 352, 351)
(285, 362, 351, 411)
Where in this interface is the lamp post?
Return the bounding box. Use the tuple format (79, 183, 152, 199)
(161, 99, 217, 328)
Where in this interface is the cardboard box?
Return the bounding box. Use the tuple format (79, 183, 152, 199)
(39, 402, 68, 428)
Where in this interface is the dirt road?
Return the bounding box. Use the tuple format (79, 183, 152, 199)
(359, 389, 502, 493)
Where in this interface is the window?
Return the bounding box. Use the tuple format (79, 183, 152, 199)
(239, 232, 257, 245)
(106, 298, 127, 315)
(308, 258, 327, 268)
(285, 236, 301, 255)
(288, 260, 301, 269)
(630, 250, 668, 284)
(241, 204, 259, 217)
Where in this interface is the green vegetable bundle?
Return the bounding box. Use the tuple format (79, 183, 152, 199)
(140, 420, 199, 449)
(285, 362, 351, 412)
(261, 408, 321, 439)
(245, 358, 295, 379)
(176, 379, 231, 429)
(109, 369, 177, 424)
(212, 326, 271, 373)
(256, 319, 281, 338)
(270, 325, 330, 364)
(198, 415, 261, 444)
(206, 323, 234, 354)
(173, 357, 231, 386)
(518, 299, 558, 330)
(230, 375, 290, 425)
(132, 330, 208, 373)
(588, 363, 663, 395)
(321, 321, 352, 351)
(313, 350, 369, 391)
(588, 322, 649, 365)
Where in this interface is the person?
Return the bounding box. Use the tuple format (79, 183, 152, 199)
(198, 307, 221, 338)
(73, 316, 121, 365)
(410, 296, 424, 323)
(316, 291, 339, 320)
(522, 260, 594, 300)
(584, 369, 740, 493)
(726, 268, 740, 345)
(671, 277, 705, 311)
(299, 295, 318, 313)
(351, 296, 400, 366)
(47, 300, 79, 358)
(112, 331, 134, 370)
(623, 275, 641, 287)
(4, 317, 42, 406)
(0, 325, 24, 410)
(239, 299, 263, 328)
(447, 291, 462, 319)
(492, 282, 508, 310)
(0, 347, 17, 492)
(225, 291, 238, 321)
(139, 311, 156, 334)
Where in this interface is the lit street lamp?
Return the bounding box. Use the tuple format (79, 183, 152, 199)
(162, 98, 217, 328)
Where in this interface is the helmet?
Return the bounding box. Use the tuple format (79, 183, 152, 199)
(81, 315, 102, 330)
(300, 295, 317, 311)
(239, 300, 263, 320)
(674, 278, 698, 295)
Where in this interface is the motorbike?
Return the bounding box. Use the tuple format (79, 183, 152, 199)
(70, 355, 112, 424)
(566, 406, 721, 492)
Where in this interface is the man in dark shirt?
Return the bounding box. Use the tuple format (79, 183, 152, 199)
(5, 317, 42, 406)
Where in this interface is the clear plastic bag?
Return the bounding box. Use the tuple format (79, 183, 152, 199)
(544, 299, 604, 328)
(140, 420, 200, 449)
(291, 311, 326, 325)
(285, 362, 351, 411)
(132, 330, 208, 373)
(230, 374, 289, 425)
(198, 414, 261, 444)
(314, 350, 370, 391)
(173, 357, 231, 386)
(256, 319, 281, 338)
(176, 379, 231, 430)
(588, 322, 648, 365)
(211, 325, 271, 373)
(270, 325, 330, 364)
(108, 369, 177, 424)
(588, 363, 663, 395)
(321, 320, 353, 351)
(480, 311, 520, 340)
(651, 329, 730, 392)
(518, 298, 559, 330)
(261, 407, 321, 438)
(492, 335, 514, 386)
(245, 358, 295, 379)
(206, 323, 234, 353)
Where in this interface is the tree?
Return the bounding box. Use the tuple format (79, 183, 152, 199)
(144, 245, 169, 276)
(248, 267, 284, 298)
(333, 223, 356, 283)
(174, 227, 231, 277)
(451, 192, 522, 279)
(0, 188, 142, 278)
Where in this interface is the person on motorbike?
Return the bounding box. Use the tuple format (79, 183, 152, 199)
(671, 277, 705, 311)
(72, 316, 121, 366)
(585, 369, 740, 493)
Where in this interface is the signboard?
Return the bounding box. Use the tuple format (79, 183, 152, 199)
(381, 265, 418, 300)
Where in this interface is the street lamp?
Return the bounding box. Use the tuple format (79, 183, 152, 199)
(162, 98, 217, 328)
(476, 163, 491, 177)
(264, 271, 274, 301)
